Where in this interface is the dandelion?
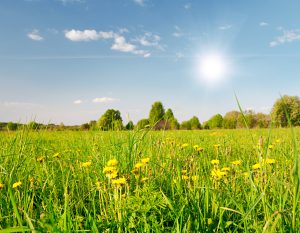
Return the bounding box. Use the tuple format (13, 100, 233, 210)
(211, 169, 226, 180)
(141, 158, 150, 164)
(193, 145, 199, 150)
(95, 181, 101, 190)
(243, 172, 250, 177)
(0, 183, 4, 189)
(182, 175, 189, 180)
(265, 158, 276, 164)
(107, 159, 118, 166)
(252, 163, 261, 170)
(12, 181, 22, 189)
(208, 218, 213, 225)
(221, 167, 231, 172)
(134, 162, 144, 169)
(211, 159, 219, 165)
(268, 145, 274, 150)
(275, 139, 281, 144)
(141, 177, 148, 182)
(81, 161, 92, 168)
(197, 147, 204, 152)
(214, 144, 220, 148)
(103, 166, 117, 174)
(192, 175, 199, 182)
(112, 177, 126, 185)
(53, 153, 60, 158)
(181, 143, 189, 149)
(181, 170, 187, 174)
(231, 160, 242, 166)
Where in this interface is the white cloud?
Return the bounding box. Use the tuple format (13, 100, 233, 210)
(73, 100, 83, 104)
(65, 29, 115, 41)
(172, 25, 183, 38)
(133, 0, 145, 6)
(92, 97, 119, 103)
(184, 3, 191, 10)
(219, 24, 232, 30)
(27, 29, 44, 41)
(58, 0, 85, 4)
(270, 29, 300, 47)
(259, 22, 269, 27)
(135, 32, 162, 50)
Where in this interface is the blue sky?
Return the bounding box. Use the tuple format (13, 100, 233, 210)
(1, 0, 300, 125)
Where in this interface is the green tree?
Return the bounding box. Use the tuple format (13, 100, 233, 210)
(164, 108, 180, 130)
(98, 109, 123, 131)
(80, 123, 90, 130)
(7, 122, 18, 131)
(136, 119, 150, 130)
(271, 95, 300, 127)
(89, 120, 97, 131)
(149, 101, 165, 128)
(237, 110, 256, 128)
(180, 121, 191, 130)
(255, 113, 271, 128)
(205, 114, 223, 129)
(27, 121, 39, 130)
(189, 116, 201, 129)
(223, 111, 241, 129)
(125, 121, 134, 130)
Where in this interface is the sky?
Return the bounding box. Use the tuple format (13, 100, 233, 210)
(1, 0, 300, 125)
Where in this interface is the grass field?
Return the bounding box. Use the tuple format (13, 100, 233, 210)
(0, 128, 300, 232)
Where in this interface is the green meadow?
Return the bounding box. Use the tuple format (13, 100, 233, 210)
(0, 128, 300, 232)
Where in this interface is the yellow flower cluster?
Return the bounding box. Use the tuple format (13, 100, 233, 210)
(132, 158, 150, 174)
(252, 158, 276, 170)
(211, 159, 219, 165)
(211, 169, 227, 180)
(0, 183, 4, 189)
(231, 160, 242, 166)
(12, 181, 22, 189)
(103, 159, 119, 180)
(81, 161, 92, 168)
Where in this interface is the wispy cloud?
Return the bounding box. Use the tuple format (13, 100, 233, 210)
(92, 97, 119, 103)
(65, 29, 115, 41)
(259, 22, 269, 27)
(184, 3, 191, 10)
(133, 0, 145, 6)
(135, 32, 163, 51)
(0, 101, 44, 109)
(27, 29, 44, 41)
(172, 25, 183, 38)
(219, 24, 232, 30)
(73, 100, 83, 104)
(270, 29, 300, 47)
(58, 0, 85, 5)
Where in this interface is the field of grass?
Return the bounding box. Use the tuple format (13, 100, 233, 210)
(0, 128, 300, 232)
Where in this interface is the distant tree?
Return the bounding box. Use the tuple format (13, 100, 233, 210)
(149, 101, 165, 128)
(80, 123, 90, 130)
(89, 120, 97, 131)
(136, 119, 150, 130)
(7, 122, 18, 131)
(59, 122, 65, 131)
(271, 95, 300, 127)
(189, 116, 202, 129)
(98, 109, 123, 131)
(205, 114, 223, 129)
(223, 111, 241, 129)
(164, 108, 180, 130)
(180, 120, 191, 130)
(237, 110, 256, 128)
(125, 121, 134, 130)
(27, 121, 39, 130)
(255, 113, 271, 128)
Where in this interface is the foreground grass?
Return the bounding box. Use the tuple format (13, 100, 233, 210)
(0, 128, 299, 232)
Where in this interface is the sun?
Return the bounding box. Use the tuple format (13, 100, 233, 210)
(197, 52, 229, 86)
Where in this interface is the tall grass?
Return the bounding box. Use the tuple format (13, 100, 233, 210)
(0, 128, 299, 232)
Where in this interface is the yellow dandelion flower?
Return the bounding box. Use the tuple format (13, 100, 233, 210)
(252, 163, 261, 170)
(107, 159, 118, 166)
(214, 144, 220, 148)
(182, 175, 189, 180)
(36, 156, 45, 162)
(12, 181, 22, 189)
(211, 159, 219, 165)
(268, 145, 273, 150)
(95, 181, 101, 190)
(243, 172, 250, 177)
(112, 177, 127, 185)
(81, 161, 92, 168)
(181, 143, 189, 149)
(266, 158, 276, 164)
(181, 170, 187, 174)
(110, 171, 118, 179)
(0, 183, 4, 189)
(221, 167, 231, 172)
(231, 160, 242, 166)
(135, 162, 144, 169)
(211, 169, 226, 179)
(197, 147, 204, 152)
(103, 166, 117, 174)
(193, 145, 199, 150)
(192, 175, 199, 182)
(141, 158, 150, 164)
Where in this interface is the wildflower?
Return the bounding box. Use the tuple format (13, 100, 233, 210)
(275, 139, 281, 144)
(0, 183, 4, 189)
(231, 160, 242, 166)
(141, 158, 150, 164)
(211, 159, 219, 165)
(53, 153, 60, 158)
(112, 177, 126, 185)
(221, 167, 231, 172)
(265, 158, 276, 164)
(208, 218, 213, 225)
(107, 159, 118, 166)
(192, 175, 199, 182)
(243, 172, 250, 177)
(193, 145, 199, 150)
(135, 162, 144, 169)
(36, 156, 45, 162)
(181, 143, 189, 149)
(214, 144, 220, 148)
(181, 170, 187, 174)
(182, 175, 189, 180)
(81, 161, 92, 168)
(197, 147, 204, 152)
(110, 170, 118, 179)
(103, 166, 117, 174)
(211, 169, 227, 180)
(252, 163, 261, 170)
(268, 145, 274, 150)
(13, 181, 22, 189)
(95, 181, 101, 190)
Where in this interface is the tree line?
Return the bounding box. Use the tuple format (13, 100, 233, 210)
(1, 95, 300, 131)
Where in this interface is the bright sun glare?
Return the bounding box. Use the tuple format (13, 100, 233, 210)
(197, 53, 229, 86)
